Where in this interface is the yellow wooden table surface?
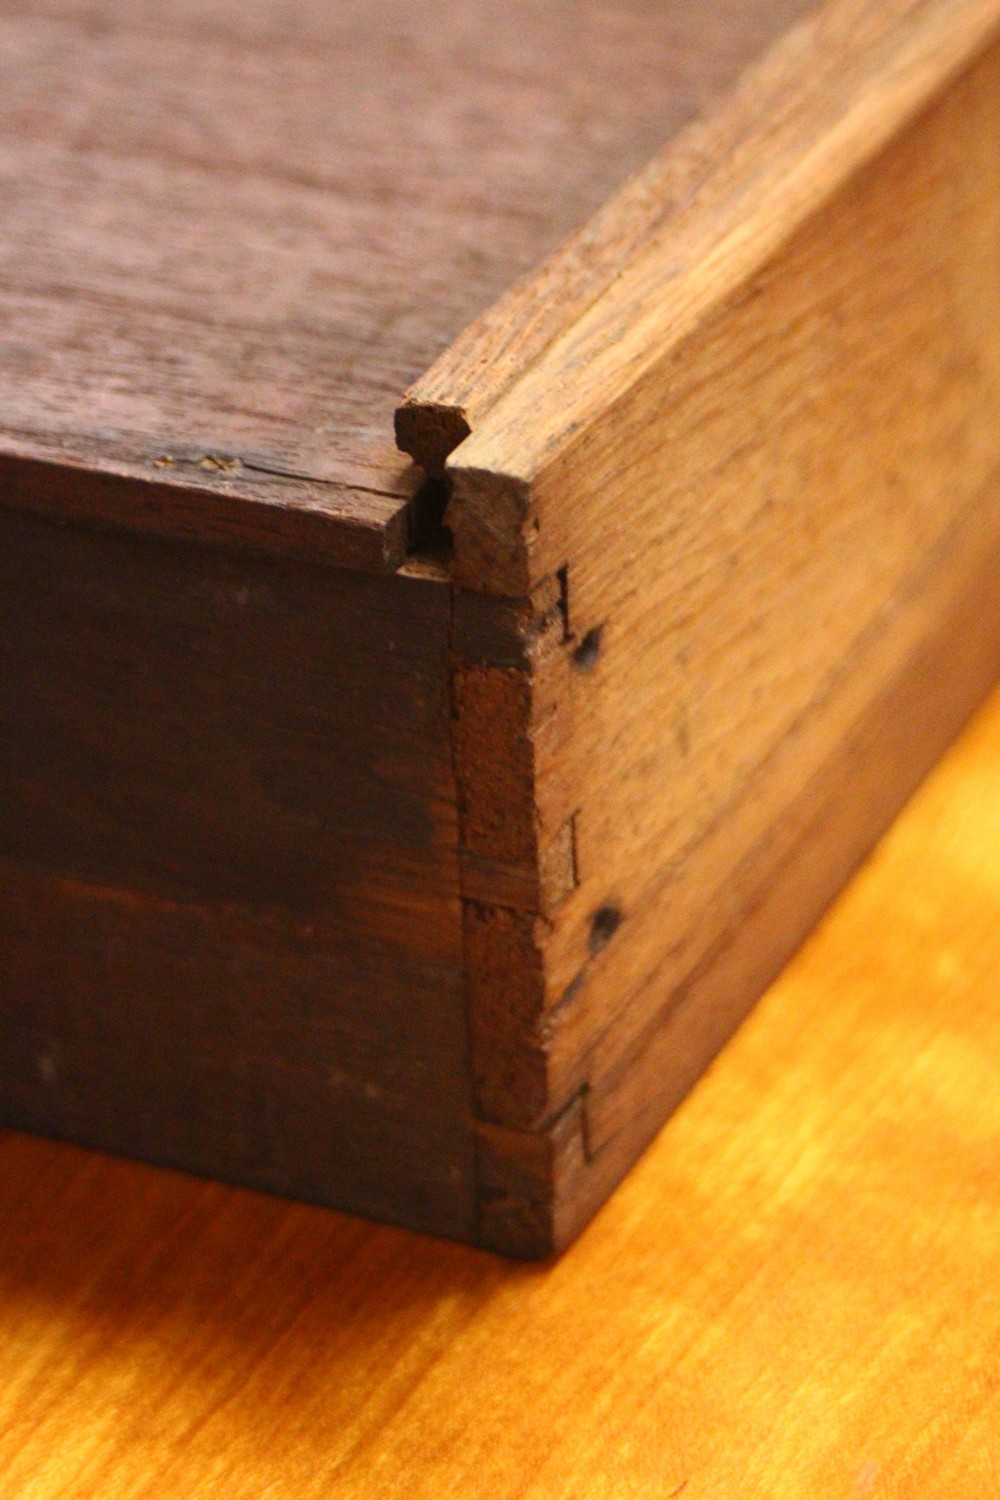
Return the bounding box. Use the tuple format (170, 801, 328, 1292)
(4, 685, 1000, 1498)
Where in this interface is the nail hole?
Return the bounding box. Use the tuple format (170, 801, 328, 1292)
(572, 625, 603, 672)
(589, 903, 623, 954)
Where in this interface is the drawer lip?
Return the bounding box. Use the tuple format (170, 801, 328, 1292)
(0, 449, 413, 576)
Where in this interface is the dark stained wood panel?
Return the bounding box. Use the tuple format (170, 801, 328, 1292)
(0, 862, 473, 1235)
(0, 511, 453, 909)
(0, 0, 812, 564)
(0, 509, 472, 1238)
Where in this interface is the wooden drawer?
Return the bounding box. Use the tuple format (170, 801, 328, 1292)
(2, 0, 1000, 1254)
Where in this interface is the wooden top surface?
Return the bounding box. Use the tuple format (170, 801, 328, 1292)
(0, 0, 811, 567)
(402, 0, 1000, 594)
(4, 681, 1000, 1494)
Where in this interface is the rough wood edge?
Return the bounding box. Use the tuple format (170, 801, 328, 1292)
(0, 452, 415, 575)
(399, 0, 1000, 587)
(447, 575, 594, 1255)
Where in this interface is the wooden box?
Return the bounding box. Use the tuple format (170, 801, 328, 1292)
(3, 0, 1000, 1256)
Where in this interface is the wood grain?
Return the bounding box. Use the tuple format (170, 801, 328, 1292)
(0, 0, 811, 564)
(0, 511, 472, 1238)
(5, 0, 1000, 1258)
(433, 0, 1000, 587)
(1, 0, 824, 1244)
(4, 677, 1000, 1496)
(426, 34, 1000, 1252)
(401, 0, 1000, 487)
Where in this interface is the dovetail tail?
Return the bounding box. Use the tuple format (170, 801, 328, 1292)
(572, 625, 604, 672)
(589, 903, 623, 954)
(540, 812, 580, 912)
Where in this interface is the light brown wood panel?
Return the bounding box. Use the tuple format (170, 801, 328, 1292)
(4, 678, 1000, 1496)
(534, 41, 1000, 1047)
(426, 31, 1000, 1250)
